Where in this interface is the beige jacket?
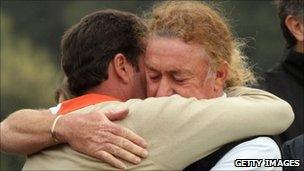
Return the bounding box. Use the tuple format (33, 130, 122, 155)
(23, 87, 294, 170)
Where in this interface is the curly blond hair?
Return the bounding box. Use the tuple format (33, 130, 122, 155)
(146, 1, 256, 88)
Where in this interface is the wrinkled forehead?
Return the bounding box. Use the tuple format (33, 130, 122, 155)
(144, 36, 210, 71)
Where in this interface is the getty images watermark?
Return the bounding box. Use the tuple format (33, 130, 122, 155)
(234, 159, 301, 167)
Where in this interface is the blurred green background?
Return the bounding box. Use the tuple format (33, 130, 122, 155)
(1, 0, 286, 170)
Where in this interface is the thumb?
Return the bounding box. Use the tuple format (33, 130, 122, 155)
(105, 107, 129, 121)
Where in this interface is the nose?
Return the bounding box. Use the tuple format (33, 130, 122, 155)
(156, 78, 174, 97)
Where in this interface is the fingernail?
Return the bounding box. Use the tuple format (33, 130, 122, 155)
(143, 150, 148, 158)
(135, 157, 141, 164)
(142, 141, 148, 148)
(119, 163, 127, 170)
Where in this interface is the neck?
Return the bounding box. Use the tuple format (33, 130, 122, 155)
(86, 80, 127, 101)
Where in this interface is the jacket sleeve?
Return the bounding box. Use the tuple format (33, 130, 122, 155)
(124, 86, 294, 170)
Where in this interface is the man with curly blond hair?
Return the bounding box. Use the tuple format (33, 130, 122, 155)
(145, 1, 283, 170)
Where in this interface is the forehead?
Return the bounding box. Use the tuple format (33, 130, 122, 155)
(145, 37, 209, 72)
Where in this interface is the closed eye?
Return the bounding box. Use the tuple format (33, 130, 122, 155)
(171, 74, 188, 83)
(149, 74, 161, 81)
(173, 77, 187, 83)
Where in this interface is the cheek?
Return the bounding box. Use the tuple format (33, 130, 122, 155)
(174, 85, 196, 98)
(140, 73, 147, 89)
(199, 79, 217, 98)
(173, 81, 208, 99)
(146, 79, 158, 97)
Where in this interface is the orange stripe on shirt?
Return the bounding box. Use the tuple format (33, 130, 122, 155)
(57, 94, 118, 115)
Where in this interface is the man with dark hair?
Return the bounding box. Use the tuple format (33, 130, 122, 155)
(259, 0, 303, 144)
(61, 10, 147, 98)
(278, 0, 303, 50)
(259, 1, 304, 170)
(1, 9, 150, 169)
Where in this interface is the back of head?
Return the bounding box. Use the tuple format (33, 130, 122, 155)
(277, 0, 304, 48)
(61, 9, 147, 96)
(147, 1, 256, 88)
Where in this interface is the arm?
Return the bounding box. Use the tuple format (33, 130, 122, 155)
(0, 108, 148, 169)
(20, 87, 293, 170)
(1, 109, 57, 155)
(125, 87, 293, 169)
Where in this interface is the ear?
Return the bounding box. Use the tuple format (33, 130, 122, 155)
(112, 53, 133, 84)
(214, 61, 228, 92)
(285, 15, 304, 42)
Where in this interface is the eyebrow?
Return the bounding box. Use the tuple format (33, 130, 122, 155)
(168, 70, 182, 75)
(145, 60, 195, 74)
(146, 62, 194, 75)
(168, 69, 194, 76)
(145, 63, 159, 72)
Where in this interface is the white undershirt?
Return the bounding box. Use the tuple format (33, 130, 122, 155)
(49, 103, 61, 114)
(211, 137, 282, 170)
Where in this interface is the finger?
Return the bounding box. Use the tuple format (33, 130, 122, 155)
(114, 135, 148, 158)
(94, 151, 126, 169)
(104, 143, 142, 164)
(122, 128, 148, 148)
(112, 126, 148, 148)
(105, 107, 129, 121)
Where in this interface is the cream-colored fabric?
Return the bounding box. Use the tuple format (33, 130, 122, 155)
(23, 87, 294, 170)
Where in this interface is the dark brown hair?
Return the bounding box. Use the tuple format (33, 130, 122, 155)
(61, 9, 147, 96)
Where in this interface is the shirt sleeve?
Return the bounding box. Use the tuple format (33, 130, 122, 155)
(211, 137, 282, 171)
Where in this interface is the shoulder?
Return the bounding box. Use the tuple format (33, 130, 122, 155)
(259, 64, 293, 89)
(124, 95, 206, 111)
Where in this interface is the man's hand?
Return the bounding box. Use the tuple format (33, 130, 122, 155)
(55, 108, 148, 169)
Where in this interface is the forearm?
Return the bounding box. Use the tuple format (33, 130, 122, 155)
(127, 87, 294, 169)
(225, 86, 294, 134)
(1, 109, 58, 155)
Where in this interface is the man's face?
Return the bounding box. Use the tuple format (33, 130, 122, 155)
(145, 37, 219, 99)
